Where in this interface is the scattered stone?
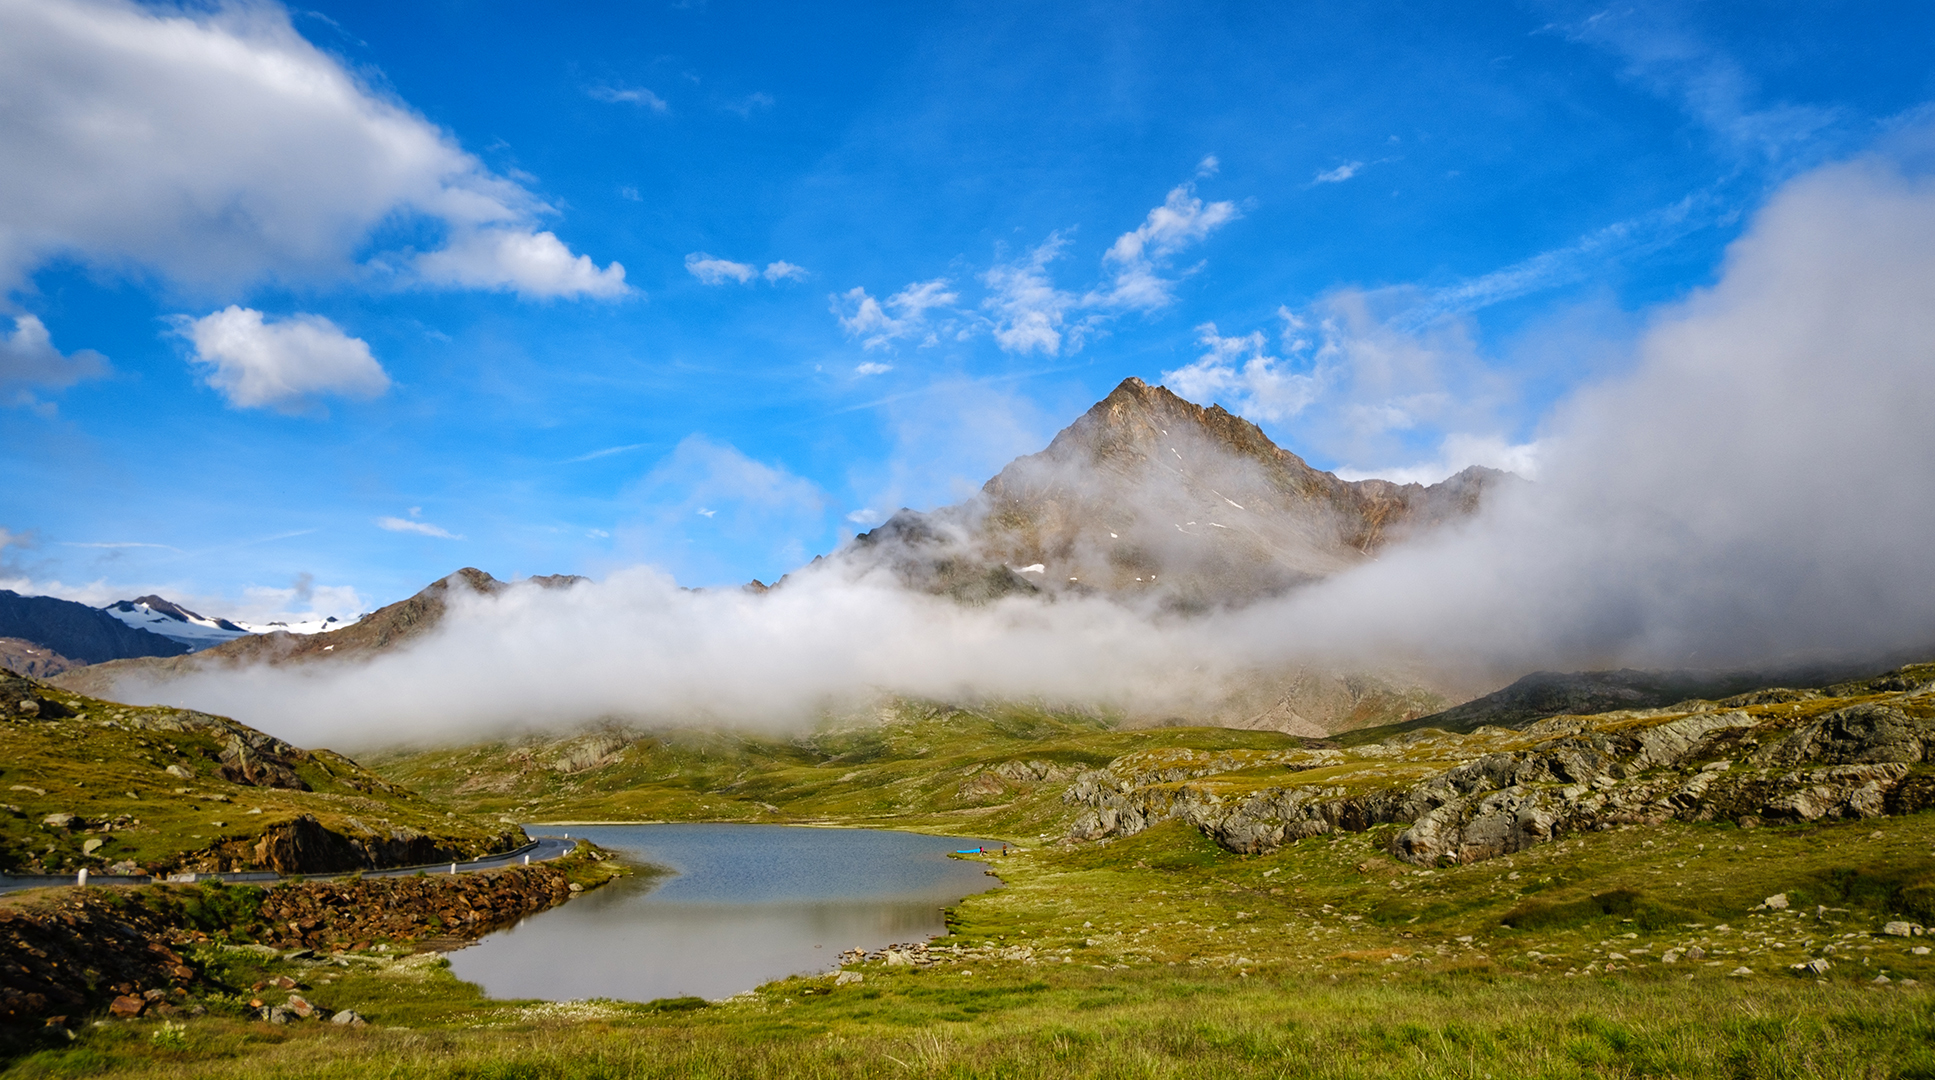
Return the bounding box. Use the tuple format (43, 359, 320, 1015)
(1729, 967, 1754, 977)
(81, 839, 103, 855)
(267, 975, 298, 990)
(1762, 893, 1790, 911)
(285, 995, 320, 1019)
(1874, 974, 1893, 985)
(1793, 958, 1832, 975)
(164, 765, 193, 780)
(1661, 950, 1683, 963)
(107, 995, 145, 1018)
(1884, 921, 1915, 937)
(41, 812, 76, 829)
(330, 1009, 367, 1027)
(834, 972, 864, 986)
(1914, 947, 1930, 956)
(1687, 946, 1707, 960)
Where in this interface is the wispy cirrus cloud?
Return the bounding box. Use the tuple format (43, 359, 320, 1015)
(1313, 161, 1363, 184)
(587, 84, 669, 113)
(376, 509, 463, 539)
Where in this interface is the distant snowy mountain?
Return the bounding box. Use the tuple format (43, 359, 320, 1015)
(101, 595, 361, 653)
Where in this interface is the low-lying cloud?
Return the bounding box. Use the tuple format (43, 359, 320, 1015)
(117, 142, 1935, 749)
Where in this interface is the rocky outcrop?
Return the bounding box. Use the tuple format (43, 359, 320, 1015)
(1065, 665, 1935, 867)
(242, 864, 587, 950)
(0, 893, 200, 1022)
(957, 759, 1084, 801)
(0, 860, 598, 1023)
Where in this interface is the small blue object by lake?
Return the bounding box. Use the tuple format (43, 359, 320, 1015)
(445, 823, 997, 1003)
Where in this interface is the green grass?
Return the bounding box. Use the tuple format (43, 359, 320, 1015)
(367, 701, 1306, 837)
(0, 684, 514, 875)
(18, 682, 1935, 1077)
(14, 805, 1935, 1077)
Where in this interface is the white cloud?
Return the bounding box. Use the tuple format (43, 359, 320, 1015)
(588, 84, 669, 113)
(685, 253, 758, 285)
(0, 0, 620, 297)
(617, 435, 829, 583)
(0, 314, 106, 408)
(1090, 184, 1239, 311)
(836, 172, 1237, 354)
(724, 92, 774, 117)
(983, 236, 1079, 355)
(415, 228, 628, 299)
(376, 516, 462, 539)
(1313, 161, 1363, 184)
(687, 254, 808, 286)
(1332, 433, 1542, 485)
(1162, 319, 1322, 422)
(854, 362, 893, 376)
(235, 580, 365, 624)
(832, 279, 958, 350)
(172, 306, 389, 412)
(1196, 154, 1220, 178)
(1163, 293, 1518, 474)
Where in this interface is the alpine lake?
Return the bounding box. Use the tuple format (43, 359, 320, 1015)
(444, 824, 1000, 1003)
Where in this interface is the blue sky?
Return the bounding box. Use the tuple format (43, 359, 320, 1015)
(1, 0, 1931, 622)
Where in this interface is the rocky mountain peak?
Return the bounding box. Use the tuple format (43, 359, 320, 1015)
(843, 378, 1516, 610)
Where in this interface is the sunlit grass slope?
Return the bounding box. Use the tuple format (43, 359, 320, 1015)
(12, 807, 1935, 1077)
(367, 702, 1303, 839)
(0, 672, 515, 875)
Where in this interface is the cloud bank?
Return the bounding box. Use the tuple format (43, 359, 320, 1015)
(120, 145, 1935, 747)
(0, 0, 624, 298)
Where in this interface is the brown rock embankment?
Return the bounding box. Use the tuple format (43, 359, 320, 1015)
(0, 858, 599, 1024)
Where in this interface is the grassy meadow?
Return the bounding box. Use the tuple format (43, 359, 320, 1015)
(10, 699, 1935, 1077)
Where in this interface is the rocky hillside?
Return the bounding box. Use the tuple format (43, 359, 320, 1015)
(1063, 662, 1935, 865)
(840, 377, 1512, 610)
(0, 668, 522, 876)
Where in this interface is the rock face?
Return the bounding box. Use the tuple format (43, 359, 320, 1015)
(1063, 663, 1935, 866)
(0, 590, 187, 666)
(841, 378, 1511, 611)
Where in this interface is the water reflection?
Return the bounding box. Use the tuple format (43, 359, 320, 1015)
(446, 824, 998, 1002)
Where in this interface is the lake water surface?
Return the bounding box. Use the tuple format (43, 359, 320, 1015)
(445, 824, 999, 1002)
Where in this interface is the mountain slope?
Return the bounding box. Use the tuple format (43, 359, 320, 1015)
(102, 595, 251, 651)
(51, 569, 557, 700)
(0, 590, 188, 665)
(843, 377, 1511, 609)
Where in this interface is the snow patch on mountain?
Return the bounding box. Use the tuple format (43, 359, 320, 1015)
(102, 595, 361, 651)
